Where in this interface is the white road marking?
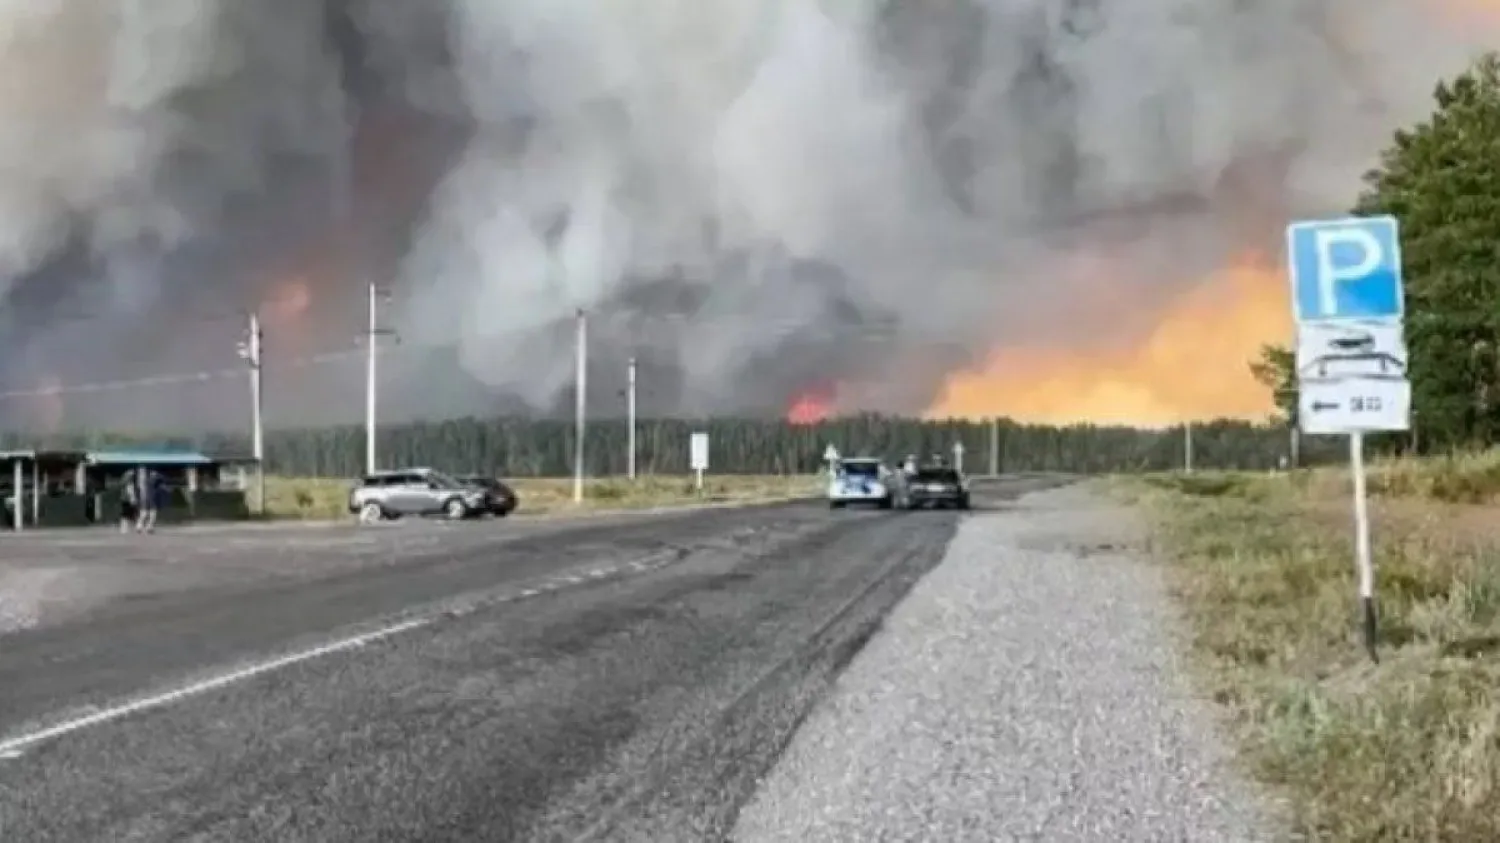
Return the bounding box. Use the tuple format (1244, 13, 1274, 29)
(0, 541, 712, 757)
(0, 616, 431, 759)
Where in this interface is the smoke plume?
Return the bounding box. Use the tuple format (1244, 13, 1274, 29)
(0, 0, 1493, 430)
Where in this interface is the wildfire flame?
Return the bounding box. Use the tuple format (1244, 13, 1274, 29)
(787, 385, 835, 424)
(926, 255, 1288, 426)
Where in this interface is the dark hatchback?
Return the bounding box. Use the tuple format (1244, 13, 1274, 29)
(904, 467, 970, 510)
(456, 475, 519, 516)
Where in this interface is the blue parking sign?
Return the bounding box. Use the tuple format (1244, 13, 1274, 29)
(1286, 216, 1403, 323)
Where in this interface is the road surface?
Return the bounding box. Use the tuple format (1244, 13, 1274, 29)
(0, 476, 1066, 841)
(733, 483, 1277, 841)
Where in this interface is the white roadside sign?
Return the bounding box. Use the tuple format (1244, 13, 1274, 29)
(1298, 377, 1411, 435)
(1286, 213, 1407, 662)
(690, 431, 709, 493)
(689, 432, 709, 470)
(1295, 320, 1408, 383)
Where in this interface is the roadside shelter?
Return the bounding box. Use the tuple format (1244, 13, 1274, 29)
(84, 449, 251, 524)
(2, 447, 253, 529)
(1, 449, 89, 530)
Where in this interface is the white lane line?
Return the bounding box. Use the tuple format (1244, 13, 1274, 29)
(0, 544, 704, 757)
(0, 616, 431, 759)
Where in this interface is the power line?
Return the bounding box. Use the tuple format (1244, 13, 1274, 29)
(0, 316, 911, 403)
(0, 345, 421, 402)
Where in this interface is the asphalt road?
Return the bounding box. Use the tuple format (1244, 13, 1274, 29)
(0, 476, 1068, 842)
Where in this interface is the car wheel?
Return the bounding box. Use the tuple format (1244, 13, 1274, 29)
(878, 495, 892, 510)
(444, 498, 470, 520)
(829, 500, 845, 510)
(958, 496, 971, 510)
(358, 502, 385, 524)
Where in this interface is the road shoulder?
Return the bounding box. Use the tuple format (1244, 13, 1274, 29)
(732, 484, 1279, 842)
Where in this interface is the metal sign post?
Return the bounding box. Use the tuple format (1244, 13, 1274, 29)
(1287, 214, 1408, 662)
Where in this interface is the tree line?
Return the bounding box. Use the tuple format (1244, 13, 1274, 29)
(1250, 53, 1500, 451)
(1, 416, 1341, 478)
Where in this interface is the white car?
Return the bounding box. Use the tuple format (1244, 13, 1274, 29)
(828, 458, 894, 509)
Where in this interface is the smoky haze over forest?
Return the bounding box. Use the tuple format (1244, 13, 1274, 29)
(0, 0, 1490, 433)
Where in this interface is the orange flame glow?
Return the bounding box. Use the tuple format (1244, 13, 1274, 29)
(788, 386, 835, 424)
(265, 276, 311, 325)
(926, 255, 1289, 426)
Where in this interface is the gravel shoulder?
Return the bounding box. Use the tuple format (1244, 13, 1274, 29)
(733, 483, 1280, 842)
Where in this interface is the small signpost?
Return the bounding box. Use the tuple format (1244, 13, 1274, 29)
(1287, 214, 1409, 661)
(690, 432, 709, 492)
(952, 441, 964, 473)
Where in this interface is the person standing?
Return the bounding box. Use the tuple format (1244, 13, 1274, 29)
(135, 467, 162, 534)
(118, 467, 140, 533)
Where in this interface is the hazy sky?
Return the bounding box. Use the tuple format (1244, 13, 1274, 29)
(0, 0, 1492, 431)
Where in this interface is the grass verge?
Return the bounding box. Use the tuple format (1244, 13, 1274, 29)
(258, 474, 823, 521)
(1116, 465, 1500, 841)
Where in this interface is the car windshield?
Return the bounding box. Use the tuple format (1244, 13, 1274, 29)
(915, 469, 960, 483)
(840, 461, 881, 477)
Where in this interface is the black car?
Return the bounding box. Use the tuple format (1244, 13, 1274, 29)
(904, 467, 970, 510)
(456, 475, 518, 516)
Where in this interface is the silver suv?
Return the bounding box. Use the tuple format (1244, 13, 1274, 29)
(348, 468, 489, 523)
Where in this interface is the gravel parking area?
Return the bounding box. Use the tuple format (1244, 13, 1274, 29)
(733, 484, 1279, 842)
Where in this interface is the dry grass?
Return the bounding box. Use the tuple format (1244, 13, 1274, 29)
(1116, 458, 1500, 841)
(257, 474, 823, 521)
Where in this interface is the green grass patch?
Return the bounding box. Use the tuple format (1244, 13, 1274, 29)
(257, 474, 823, 520)
(1122, 465, 1500, 840)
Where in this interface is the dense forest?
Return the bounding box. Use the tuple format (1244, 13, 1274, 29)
(0, 416, 1339, 478)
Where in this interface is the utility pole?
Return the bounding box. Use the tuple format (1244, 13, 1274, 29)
(1184, 421, 1195, 473)
(363, 283, 398, 476)
(237, 312, 266, 515)
(988, 417, 999, 476)
(574, 309, 587, 504)
(365, 282, 378, 475)
(627, 356, 638, 480)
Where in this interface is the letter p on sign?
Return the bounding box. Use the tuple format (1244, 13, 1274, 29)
(1313, 227, 1382, 316)
(1288, 216, 1403, 324)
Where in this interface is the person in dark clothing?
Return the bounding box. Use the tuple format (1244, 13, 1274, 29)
(136, 468, 162, 533)
(119, 469, 140, 533)
(120, 467, 162, 533)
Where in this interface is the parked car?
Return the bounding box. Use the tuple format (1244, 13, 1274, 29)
(904, 465, 970, 510)
(828, 457, 895, 509)
(455, 475, 518, 516)
(347, 468, 490, 523)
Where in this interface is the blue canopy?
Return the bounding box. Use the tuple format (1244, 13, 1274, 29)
(86, 449, 216, 467)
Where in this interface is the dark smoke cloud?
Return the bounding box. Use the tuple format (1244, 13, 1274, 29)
(0, 0, 1491, 431)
